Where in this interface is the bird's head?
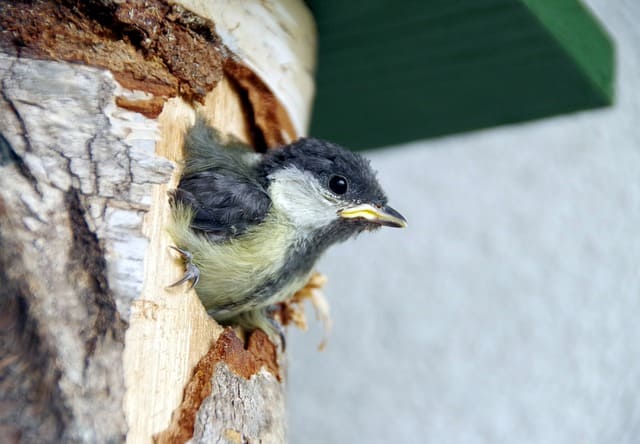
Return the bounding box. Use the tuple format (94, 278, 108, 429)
(259, 138, 407, 240)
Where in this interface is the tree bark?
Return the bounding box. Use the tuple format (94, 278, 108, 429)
(0, 1, 315, 443)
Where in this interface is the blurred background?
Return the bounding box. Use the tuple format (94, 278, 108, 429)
(289, 1, 639, 442)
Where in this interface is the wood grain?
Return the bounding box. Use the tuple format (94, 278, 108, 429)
(124, 79, 251, 443)
(0, 1, 315, 442)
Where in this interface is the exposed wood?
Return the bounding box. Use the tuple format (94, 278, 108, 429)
(155, 328, 283, 443)
(179, 0, 317, 139)
(123, 81, 248, 444)
(193, 364, 285, 443)
(0, 0, 313, 148)
(0, 0, 223, 101)
(0, 0, 316, 442)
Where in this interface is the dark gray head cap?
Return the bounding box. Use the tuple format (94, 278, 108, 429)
(259, 138, 388, 206)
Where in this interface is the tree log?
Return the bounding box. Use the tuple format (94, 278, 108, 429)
(0, 1, 315, 442)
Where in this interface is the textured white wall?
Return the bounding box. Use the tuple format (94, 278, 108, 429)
(289, 1, 640, 443)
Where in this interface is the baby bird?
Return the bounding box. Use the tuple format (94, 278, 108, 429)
(168, 119, 406, 340)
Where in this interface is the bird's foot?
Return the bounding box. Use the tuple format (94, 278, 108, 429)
(231, 308, 287, 350)
(265, 306, 287, 351)
(167, 245, 200, 289)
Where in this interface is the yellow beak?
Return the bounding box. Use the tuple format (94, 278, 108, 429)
(339, 203, 407, 228)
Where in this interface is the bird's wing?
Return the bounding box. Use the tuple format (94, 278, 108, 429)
(172, 171, 271, 239)
(171, 119, 272, 240)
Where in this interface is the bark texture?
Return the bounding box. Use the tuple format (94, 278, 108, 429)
(0, 53, 172, 442)
(0, 1, 315, 442)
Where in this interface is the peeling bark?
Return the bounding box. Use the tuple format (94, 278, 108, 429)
(0, 0, 223, 101)
(0, 1, 315, 441)
(0, 0, 302, 147)
(156, 329, 283, 443)
(0, 54, 173, 441)
(193, 363, 285, 444)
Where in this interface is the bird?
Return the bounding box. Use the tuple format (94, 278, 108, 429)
(167, 117, 406, 342)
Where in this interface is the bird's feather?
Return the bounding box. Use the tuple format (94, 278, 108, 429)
(171, 119, 272, 240)
(167, 118, 404, 341)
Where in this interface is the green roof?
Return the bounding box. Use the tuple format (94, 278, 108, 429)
(307, 0, 614, 149)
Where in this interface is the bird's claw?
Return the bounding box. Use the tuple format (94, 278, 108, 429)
(167, 246, 200, 289)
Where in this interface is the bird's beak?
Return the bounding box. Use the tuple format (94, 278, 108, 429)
(339, 203, 407, 228)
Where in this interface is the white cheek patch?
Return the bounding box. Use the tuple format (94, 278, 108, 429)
(268, 167, 339, 230)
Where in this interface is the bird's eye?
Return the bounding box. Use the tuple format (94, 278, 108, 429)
(329, 175, 348, 195)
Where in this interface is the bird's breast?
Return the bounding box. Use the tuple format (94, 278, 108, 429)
(169, 204, 324, 320)
(189, 208, 304, 316)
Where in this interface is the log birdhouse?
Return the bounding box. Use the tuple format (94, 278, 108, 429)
(0, 0, 613, 443)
